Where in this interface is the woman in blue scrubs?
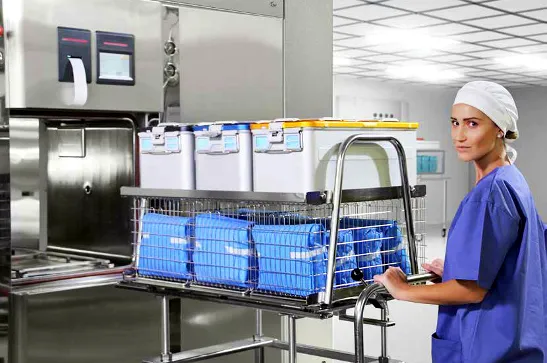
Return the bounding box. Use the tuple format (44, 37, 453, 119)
(374, 81, 547, 362)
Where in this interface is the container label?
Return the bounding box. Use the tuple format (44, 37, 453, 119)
(140, 138, 153, 153)
(223, 135, 239, 153)
(165, 136, 180, 153)
(284, 133, 302, 151)
(254, 135, 269, 152)
(196, 137, 210, 152)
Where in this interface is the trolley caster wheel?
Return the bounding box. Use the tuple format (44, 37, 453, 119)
(441, 228, 447, 238)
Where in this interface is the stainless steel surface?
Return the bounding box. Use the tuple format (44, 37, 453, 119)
(325, 135, 418, 306)
(155, 0, 284, 17)
(178, 5, 283, 122)
(120, 185, 426, 204)
(8, 293, 26, 363)
(161, 296, 172, 361)
(46, 120, 134, 257)
(288, 316, 297, 363)
(270, 339, 392, 363)
(255, 309, 265, 363)
(121, 186, 310, 203)
(179, 300, 282, 363)
(10, 118, 44, 250)
(3, 0, 163, 112)
(380, 308, 387, 359)
(283, 0, 333, 118)
(354, 273, 436, 363)
(11, 249, 112, 281)
(144, 338, 277, 363)
(9, 284, 162, 363)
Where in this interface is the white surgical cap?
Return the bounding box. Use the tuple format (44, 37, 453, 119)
(453, 81, 519, 163)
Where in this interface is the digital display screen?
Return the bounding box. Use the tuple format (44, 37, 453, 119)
(99, 52, 132, 81)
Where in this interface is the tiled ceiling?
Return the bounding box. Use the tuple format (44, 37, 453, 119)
(333, 0, 547, 87)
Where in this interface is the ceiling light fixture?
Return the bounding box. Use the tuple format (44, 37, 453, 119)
(365, 29, 460, 51)
(496, 54, 547, 71)
(333, 56, 357, 67)
(385, 64, 464, 82)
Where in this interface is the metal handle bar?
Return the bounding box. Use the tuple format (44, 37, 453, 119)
(355, 273, 437, 363)
(325, 135, 418, 305)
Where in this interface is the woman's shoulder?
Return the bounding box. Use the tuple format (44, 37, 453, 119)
(467, 165, 528, 220)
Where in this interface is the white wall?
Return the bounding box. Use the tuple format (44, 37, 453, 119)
(333, 75, 469, 226)
(506, 86, 547, 220)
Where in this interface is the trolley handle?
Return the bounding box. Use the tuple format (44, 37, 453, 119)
(324, 135, 418, 306)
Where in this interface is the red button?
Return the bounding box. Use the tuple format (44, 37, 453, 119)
(0, 26, 4, 37)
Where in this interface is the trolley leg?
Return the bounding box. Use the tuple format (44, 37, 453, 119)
(379, 308, 388, 363)
(254, 309, 265, 363)
(288, 315, 297, 363)
(161, 296, 172, 362)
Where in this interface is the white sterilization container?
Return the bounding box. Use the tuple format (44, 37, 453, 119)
(138, 123, 195, 189)
(194, 122, 253, 191)
(251, 119, 419, 193)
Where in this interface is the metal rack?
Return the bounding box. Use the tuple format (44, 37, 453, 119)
(119, 135, 435, 363)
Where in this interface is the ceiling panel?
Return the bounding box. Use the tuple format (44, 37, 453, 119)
(481, 37, 539, 47)
(487, 0, 547, 12)
(334, 4, 409, 21)
(463, 14, 536, 29)
(499, 23, 547, 36)
(334, 0, 365, 9)
(521, 9, 547, 22)
(333, 16, 360, 27)
(332, 0, 547, 88)
(425, 5, 504, 21)
(454, 31, 509, 42)
(425, 22, 478, 36)
(372, 14, 446, 28)
(335, 22, 387, 36)
(382, 0, 465, 12)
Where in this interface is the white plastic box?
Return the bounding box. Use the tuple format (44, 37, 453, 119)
(194, 123, 253, 191)
(251, 119, 418, 193)
(138, 124, 195, 189)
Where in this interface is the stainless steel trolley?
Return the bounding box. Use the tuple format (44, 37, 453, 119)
(119, 135, 435, 363)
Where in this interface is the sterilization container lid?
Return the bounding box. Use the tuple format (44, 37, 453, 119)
(250, 119, 419, 130)
(140, 123, 192, 133)
(193, 122, 251, 132)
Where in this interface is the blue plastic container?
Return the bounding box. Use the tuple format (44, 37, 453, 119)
(137, 213, 194, 280)
(193, 213, 257, 288)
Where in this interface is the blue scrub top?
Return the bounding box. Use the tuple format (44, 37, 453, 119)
(434, 165, 547, 363)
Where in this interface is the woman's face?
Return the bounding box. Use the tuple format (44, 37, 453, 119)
(451, 103, 501, 162)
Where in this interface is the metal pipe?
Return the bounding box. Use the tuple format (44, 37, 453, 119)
(325, 135, 418, 305)
(288, 316, 297, 363)
(161, 296, 171, 362)
(380, 309, 387, 359)
(9, 294, 28, 363)
(355, 273, 435, 363)
(254, 309, 264, 363)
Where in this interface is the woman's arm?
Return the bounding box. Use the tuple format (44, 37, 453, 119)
(374, 267, 488, 305)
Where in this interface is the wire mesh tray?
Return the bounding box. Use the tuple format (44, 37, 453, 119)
(120, 185, 426, 313)
(12, 248, 114, 282)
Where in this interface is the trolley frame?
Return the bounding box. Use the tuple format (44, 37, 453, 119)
(118, 135, 435, 363)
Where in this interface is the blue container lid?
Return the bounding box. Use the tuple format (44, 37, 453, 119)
(193, 122, 251, 132)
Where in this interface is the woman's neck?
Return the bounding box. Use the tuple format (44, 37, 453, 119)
(474, 148, 510, 184)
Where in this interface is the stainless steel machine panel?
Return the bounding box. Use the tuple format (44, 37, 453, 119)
(10, 285, 162, 363)
(46, 121, 134, 257)
(160, 0, 284, 17)
(179, 6, 283, 123)
(3, 0, 163, 112)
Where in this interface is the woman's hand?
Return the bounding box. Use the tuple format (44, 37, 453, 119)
(422, 258, 444, 283)
(373, 267, 409, 300)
